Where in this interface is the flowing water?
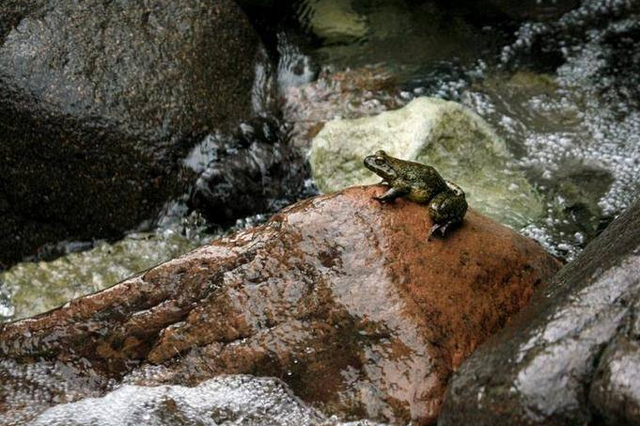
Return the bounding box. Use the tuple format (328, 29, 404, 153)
(1, 0, 640, 423)
(290, 0, 640, 258)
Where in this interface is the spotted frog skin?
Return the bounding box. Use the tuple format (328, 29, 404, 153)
(364, 150, 468, 237)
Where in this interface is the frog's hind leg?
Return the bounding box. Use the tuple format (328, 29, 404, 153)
(427, 190, 468, 240)
(427, 222, 450, 241)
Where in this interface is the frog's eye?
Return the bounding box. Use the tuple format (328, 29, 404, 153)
(374, 158, 386, 166)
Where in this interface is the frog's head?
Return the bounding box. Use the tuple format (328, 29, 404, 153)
(364, 150, 397, 181)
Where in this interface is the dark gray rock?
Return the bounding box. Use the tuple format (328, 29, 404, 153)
(0, 1, 34, 41)
(589, 307, 640, 426)
(439, 197, 640, 426)
(0, 0, 264, 266)
(187, 118, 308, 224)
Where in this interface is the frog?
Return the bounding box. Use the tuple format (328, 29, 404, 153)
(363, 150, 468, 238)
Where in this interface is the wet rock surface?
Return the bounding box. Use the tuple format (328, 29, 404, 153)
(28, 376, 329, 426)
(0, 186, 559, 425)
(0, 0, 263, 266)
(439, 198, 640, 426)
(24, 374, 387, 426)
(186, 118, 308, 225)
(589, 307, 640, 426)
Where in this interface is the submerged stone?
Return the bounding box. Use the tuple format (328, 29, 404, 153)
(462, 68, 628, 257)
(0, 230, 208, 322)
(283, 66, 404, 151)
(0, 186, 559, 425)
(298, 0, 506, 84)
(309, 97, 543, 228)
(439, 198, 640, 426)
(298, 0, 367, 45)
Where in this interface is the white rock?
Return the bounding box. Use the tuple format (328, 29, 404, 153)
(27, 375, 388, 426)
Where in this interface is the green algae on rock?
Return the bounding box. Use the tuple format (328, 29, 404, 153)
(309, 97, 543, 228)
(0, 231, 208, 322)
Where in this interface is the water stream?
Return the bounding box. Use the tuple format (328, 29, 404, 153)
(1, 0, 640, 423)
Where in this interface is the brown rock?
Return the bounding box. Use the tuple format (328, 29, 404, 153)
(0, 186, 560, 424)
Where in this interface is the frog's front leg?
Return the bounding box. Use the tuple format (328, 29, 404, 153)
(373, 185, 409, 203)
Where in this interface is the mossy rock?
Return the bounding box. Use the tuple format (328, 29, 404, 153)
(309, 97, 543, 228)
(300, 0, 367, 44)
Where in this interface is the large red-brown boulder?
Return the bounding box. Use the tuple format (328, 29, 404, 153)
(0, 186, 560, 424)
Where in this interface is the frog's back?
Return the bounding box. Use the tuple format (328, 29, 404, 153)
(400, 162, 449, 204)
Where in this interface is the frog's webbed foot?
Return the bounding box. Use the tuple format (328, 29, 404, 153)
(427, 223, 443, 241)
(373, 186, 409, 203)
(427, 221, 453, 241)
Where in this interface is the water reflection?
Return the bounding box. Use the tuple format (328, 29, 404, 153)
(295, 0, 511, 83)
